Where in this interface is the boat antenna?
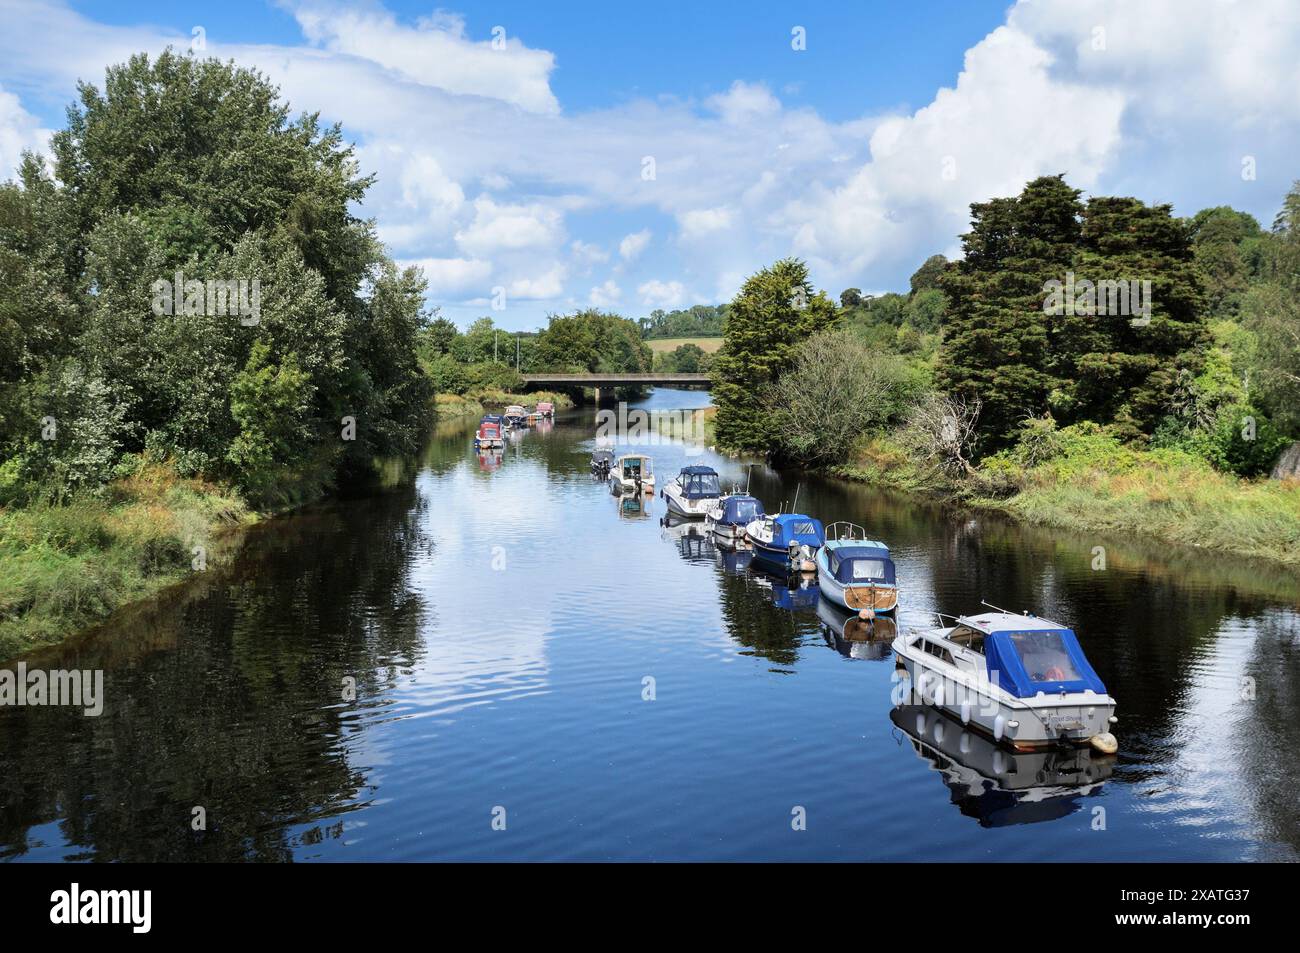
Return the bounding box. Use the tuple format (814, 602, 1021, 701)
(792, 482, 801, 514)
(980, 599, 1013, 615)
(745, 463, 754, 494)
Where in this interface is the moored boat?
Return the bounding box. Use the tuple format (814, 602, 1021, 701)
(608, 453, 655, 494)
(815, 522, 898, 614)
(662, 465, 722, 518)
(536, 401, 555, 419)
(590, 448, 615, 478)
(705, 493, 764, 542)
(504, 404, 528, 428)
(473, 419, 504, 450)
(744, 513, 824, 573)
(891, 606, 1118, 752)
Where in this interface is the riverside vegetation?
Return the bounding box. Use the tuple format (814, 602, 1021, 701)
(0, 52, 643, 658)
(710, 177, 1300, 568)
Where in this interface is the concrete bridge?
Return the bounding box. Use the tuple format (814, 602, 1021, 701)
(521, 372, 710, 400)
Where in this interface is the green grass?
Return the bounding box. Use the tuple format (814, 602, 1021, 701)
(646, 336, 724, 354)
(836, 426, 1300, 568)
(0, 462, 253, 661)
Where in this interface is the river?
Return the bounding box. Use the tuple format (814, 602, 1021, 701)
(2, 388, 1297, 861)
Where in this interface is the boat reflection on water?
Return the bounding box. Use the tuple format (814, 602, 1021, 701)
(476, 448, 503, 471)
(890, 698, 1113, 827)
(750, 564, 820, 611)
(660, 516, 716, 564)
(616, 492, 654, 520)
(816, 597, 896, 660)
(714, 540, 754, 575)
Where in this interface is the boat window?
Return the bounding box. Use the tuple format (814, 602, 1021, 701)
(789, 521, 817, 536)
(830, 554, 840, 574)
(731, 500, 760, 522)
(947, 626, 985, 655)
(850, 559, 886, 580)
(1008, 630, 1082, 682)
(923, 640, 956, 665)
(690, 473, 721, 496)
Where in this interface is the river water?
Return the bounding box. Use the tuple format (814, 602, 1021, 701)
(2, 389, 1297, 861)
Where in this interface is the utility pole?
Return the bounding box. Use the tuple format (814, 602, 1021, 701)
(493, 331, 498, 363)
(516, 335, 520, 370)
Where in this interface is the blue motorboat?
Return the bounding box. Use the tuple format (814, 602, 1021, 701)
(744, 513, 824, 573)
(704, 493, 764, 542)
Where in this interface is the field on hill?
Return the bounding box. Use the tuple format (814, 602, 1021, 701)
(646, 336, 724, 354)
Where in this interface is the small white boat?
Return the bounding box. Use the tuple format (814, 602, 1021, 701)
(815, 522, 898, 614)
(662, 465, 722, 518)
(608, 453, 655, 494)
(892, 606, 1118, 752)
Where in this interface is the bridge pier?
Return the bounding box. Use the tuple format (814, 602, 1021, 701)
(594, 386, 601, 405)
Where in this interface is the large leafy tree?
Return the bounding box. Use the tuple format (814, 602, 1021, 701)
(711, 258, 838, 452)
(938, 176, 1082, 450)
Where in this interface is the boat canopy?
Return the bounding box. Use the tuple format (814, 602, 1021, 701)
(482, 414, 504, 425)
(617, 454, 652, 477)
(677, 466, 721, 499)
(770, 514, 825, 549)
(984, 628, 1107, 698)
(827, 545, 896, 585)
(591, 449, 615, 464)
(537, 401, 554, 411)
(718, 494, 763, 525)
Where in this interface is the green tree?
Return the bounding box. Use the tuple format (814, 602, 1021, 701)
(909, 254, 948, 294)
(711, 258, 839, 451)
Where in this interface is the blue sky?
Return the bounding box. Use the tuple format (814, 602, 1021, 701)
(2, 1, 1299, 331)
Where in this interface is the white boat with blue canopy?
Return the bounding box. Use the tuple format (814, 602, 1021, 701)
(892, 606, 1118, 753)
(705, 493, 764, 541)
(744, 513, 824, 573)
(815, 522, 898, 613)
(662, 465, 722, 518)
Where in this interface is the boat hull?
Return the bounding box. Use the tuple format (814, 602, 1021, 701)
(893, 638, 1116, 750)
(663, 488, 718, 518)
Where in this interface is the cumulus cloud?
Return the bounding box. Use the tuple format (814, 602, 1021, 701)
(287, 1, 559, 114)
(0, 83, 50, 179)
(638, 279, 685, 309)
(4, 0, 1300, 324)
(618, 229, 651, 261)
(588, 279, 621, 307)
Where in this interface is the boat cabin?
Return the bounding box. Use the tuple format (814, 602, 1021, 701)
(950, 612, 1108, 699)
(675, 466, 721, 499)
(825, 543, 895, 586)
(615, 454, 653, 480)
(758, 514, 824, 549)
(716, 494, 763, 525)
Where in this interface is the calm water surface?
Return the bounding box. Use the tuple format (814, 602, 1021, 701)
(2, 389, 1298, 861)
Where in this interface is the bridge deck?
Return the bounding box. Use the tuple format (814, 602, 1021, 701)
(520, 373, 709, 386)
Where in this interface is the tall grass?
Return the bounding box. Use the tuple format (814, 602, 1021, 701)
(0, 462, 252, 661)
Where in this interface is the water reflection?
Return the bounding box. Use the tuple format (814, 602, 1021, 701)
(1, 390, 1297, 861)
(817, 598, 896, 660)
(891, 701, 1113, 827)
(660, 517, 716, 564)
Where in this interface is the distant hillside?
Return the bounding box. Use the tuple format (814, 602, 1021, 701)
(640, 304, 727, 339)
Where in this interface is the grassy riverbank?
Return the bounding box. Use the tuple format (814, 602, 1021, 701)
(835, 425, 1300, 568)
(0, 462, 255, 661)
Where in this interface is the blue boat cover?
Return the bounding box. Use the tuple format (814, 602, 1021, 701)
(771, 581, 820, 610)
(482, 414, 504, 425)
(677, 466, 721, 499)
(770, 514, 825, 549)
(718, 494, 763, 525)
(984, 628, 1108, 698)
(828, 545, 896, 584)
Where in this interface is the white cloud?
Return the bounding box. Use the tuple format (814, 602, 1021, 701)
(588, 279, 621, 307)
(638, 279, 685, 309)
(618, 229, 652, 261)
(678, 206, 734, 239)
(507, 264, 566, 300)
(571, 239, 609, 266)
(287, 2, 559, 115)
(5, 0, 1300, 322)
(706, 81, 781, 124)
(402, 256, 493, 296)
(454, 196, 565, 256)
(0, 83, 51, 179)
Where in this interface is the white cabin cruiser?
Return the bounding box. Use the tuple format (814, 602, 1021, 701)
(892, 607, 1117, 752)
(662, 465, 722, 518)
(608, 453, 655, 494)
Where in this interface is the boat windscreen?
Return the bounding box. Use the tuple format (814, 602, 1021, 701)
(684, 473, 721, 498)
(984, 628, 1107, 698)
(1008, 630, 1082, 682)
(851, 559, 887, 580)
(723, 497, 762, 524)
